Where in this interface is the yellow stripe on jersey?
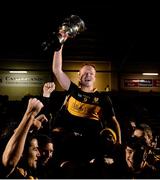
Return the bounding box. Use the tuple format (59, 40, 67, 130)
(16, 167, 38, 179)
(66, 96, 102, 121)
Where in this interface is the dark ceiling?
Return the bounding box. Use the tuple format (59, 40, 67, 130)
(0, 2, 160, 66)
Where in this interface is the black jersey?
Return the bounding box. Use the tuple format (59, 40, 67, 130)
(54, 82, 115, 136)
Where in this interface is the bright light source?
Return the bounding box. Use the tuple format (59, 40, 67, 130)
(9, 71, 28, 74)
(142, 73, 159, 76)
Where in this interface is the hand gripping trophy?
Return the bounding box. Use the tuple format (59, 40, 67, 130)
(41, 15, 86, 52)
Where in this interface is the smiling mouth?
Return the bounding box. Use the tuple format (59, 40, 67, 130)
(85, 79, 91, 82)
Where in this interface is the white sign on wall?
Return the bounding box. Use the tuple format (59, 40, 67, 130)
(0, 74, 50, 87)
(124, 79, 160, 88)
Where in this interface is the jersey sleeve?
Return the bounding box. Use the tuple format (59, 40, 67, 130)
(67, 81, 79, 95)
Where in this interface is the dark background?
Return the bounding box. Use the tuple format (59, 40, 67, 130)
(0, 1, 160, 65)
(0, 1, 160, 148)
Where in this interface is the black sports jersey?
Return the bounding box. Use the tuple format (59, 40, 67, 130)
(7, 166, 38, 179)
(54, 82, 115, 136)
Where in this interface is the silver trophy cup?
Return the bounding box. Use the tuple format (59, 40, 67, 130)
(42, 15, 86, 52)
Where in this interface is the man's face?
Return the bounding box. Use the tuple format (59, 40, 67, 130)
(79, 65, 96, 87)
(40, 142, 54, 165)
(133, 129, 153, 147)
(133, 129, 144, 138)
(125, 146, 145, 171)
(27, 138, 40, 169)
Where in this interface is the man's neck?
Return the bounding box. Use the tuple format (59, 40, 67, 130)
(80, 86, 95, 93)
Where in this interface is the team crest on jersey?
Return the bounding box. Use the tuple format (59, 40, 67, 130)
(93, 97, 99, 103)
(83, 97, 88, 102)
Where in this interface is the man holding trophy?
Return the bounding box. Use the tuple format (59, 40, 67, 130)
(48, 15, 121, 162)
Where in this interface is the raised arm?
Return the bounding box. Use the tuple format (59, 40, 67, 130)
(103, 95, 122, 144)
(112, 116, 122, 144)
(52, 37, 71, 91)
(43, 82, 56, 98)
(2, 98, 47, 176)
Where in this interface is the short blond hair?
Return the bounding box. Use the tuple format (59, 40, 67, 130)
(79, 63, 96, 72)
